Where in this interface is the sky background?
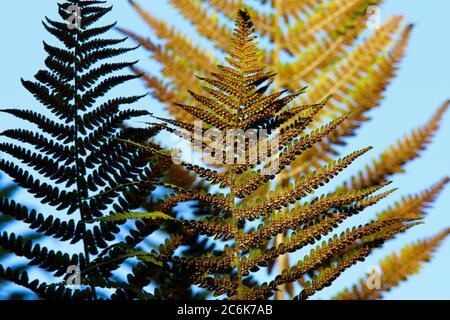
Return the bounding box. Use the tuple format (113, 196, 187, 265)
(0, 0, 449, 299)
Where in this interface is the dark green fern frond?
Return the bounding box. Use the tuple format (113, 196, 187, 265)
(0, 0, 167, 299)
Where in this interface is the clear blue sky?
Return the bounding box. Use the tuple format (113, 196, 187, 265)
(0, 0, 449, 299)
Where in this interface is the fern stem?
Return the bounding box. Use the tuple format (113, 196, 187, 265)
(228, 167, 243, 299)
(272, 0, 289, 301)
(228, 58, 248, 299)
(72, 1, 97, 299)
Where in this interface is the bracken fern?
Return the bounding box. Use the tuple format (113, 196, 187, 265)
(118, 10, 446, 300)
(121, 0, 449, 299)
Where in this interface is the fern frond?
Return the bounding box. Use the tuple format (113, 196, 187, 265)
(334, 228, 450, 300)
(168, 0, 233, 50)
(0, 198, 80, 243)
(0, 109, 73, 143)
(283, 24, 413, 175)
(0, 0, 169, 298)
(283, 0, 379, 54)
(298, 15, 403, 107)
(0, 231, 83, 276)
(128, 0, 216, 65)
(246, 219, 412, 299)
(0, 143, 76, 186)
(121, 0, 449, 300)
(236, 147, 372, 221)
(377, 177, 449, 221)
(240, 185, 394, 253)
(345, 100, 449, 190)
(203, 0, 276, 41)
(0, 265, 92, 300)
(234, 112, 351, 198)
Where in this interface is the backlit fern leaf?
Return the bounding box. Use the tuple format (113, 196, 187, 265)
(121, 0, 449, 300)
(116, 11, 426, 300)
(344, 101, 449, 190)
(334, 228, 450, 300)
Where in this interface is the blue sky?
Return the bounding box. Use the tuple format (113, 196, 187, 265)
(0, 0, 449, 299)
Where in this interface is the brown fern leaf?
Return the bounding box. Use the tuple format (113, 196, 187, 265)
(118, 8, 447, 300)
(284, 24, 414, 176)
(334, 228, 450, 300)
(377, 177, 449, 221)
(235, 147, 372, 221)
(134, 10, 419, 300)
(345, 100, 449, 190)
(118, 0, 450, 301)
(168, 0, 233, 50)
(244, 218, 417, 299)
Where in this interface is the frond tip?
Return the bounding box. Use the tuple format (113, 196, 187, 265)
(334, 228, 450, 300)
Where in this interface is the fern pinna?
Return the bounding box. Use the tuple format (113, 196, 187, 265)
(0, 0, 171, 299)
(119, 10, 432, 300)
(0, 174, 25, 299)
(335, 226, 450, 299)
(123, 0, 449, 299)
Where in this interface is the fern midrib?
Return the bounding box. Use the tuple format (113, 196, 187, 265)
(273, 0, 290, 300)
(228, 59, 246, 299)
(72, 3, 97, 299)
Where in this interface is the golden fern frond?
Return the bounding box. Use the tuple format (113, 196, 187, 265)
(331, 23, 413, 128)
(156, 10, 294, 136)
(297, 16, 403, 107)
(235, 147, 372, 221)
(168, 0, 233, 49)
(273, 17, 405, 184)
(334, 228, 450, 300)
(281, 24, 413, 176)
(244, 218, 416, 299)
(117, 6, 448, 300)
(282, 0, 379, 55)
(288, 176, 444, 277)
(239, 187, 395, 253)
(116, 26, 204, 120)
(280, 1, 380, 76)
(127, 0, 413, 154)
(121, 9, 408, 300)
(296, 222, 420, 299)
(233, 112, 351, 197)
(377, 177, 449, 221)
(299, 247, 380, 300)
(203, 0, 277, 41)
(127, 0, 217, 73)
(345, 100, 449, 190)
